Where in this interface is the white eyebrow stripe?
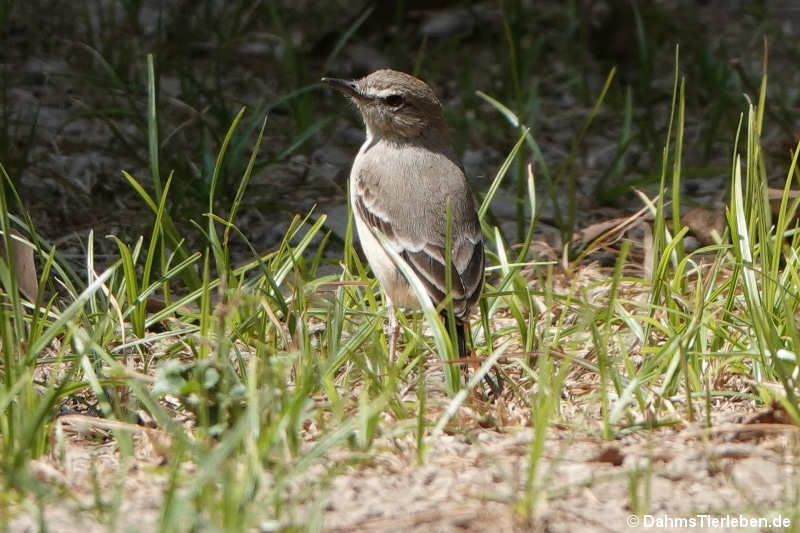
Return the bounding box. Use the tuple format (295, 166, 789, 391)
(368, 88, 401, 98)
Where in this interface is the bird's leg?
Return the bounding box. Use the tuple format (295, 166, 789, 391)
(387, 303, 400, 364)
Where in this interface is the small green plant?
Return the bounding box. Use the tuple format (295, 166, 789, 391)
(154, 359, 246, 437)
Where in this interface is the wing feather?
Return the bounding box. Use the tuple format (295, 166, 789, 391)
(353, 188, 484, 319)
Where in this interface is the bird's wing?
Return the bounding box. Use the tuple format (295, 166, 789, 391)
(353, 161, 484, 318)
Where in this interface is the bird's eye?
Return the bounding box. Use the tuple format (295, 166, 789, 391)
(384, 94, 404, 107)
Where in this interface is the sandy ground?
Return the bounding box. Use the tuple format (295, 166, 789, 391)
(8, 399, 798, 532)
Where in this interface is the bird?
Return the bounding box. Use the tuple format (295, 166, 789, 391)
(322, 69, 485, 366)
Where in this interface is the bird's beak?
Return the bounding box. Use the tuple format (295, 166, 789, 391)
(321, 77, 363, 100)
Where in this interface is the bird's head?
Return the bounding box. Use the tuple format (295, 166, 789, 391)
(322, 69, 448, 142)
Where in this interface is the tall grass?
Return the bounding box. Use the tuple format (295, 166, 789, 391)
(2, 27, 800, 533)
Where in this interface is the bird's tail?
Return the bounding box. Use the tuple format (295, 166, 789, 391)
(441, 311, 468, 360)
(455, 320, 468, 361)
(444, 312, 503, 395)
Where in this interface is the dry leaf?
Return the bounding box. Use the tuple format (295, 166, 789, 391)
(591, 445, 624, 466)
(682, 207, 725, 246)
(0, 232, 39, 301)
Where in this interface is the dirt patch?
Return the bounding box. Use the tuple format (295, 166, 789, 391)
(8, 400, 798, 532)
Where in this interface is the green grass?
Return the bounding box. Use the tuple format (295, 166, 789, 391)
(3, 2, 800, 531)
(2, 52, 800, 529)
